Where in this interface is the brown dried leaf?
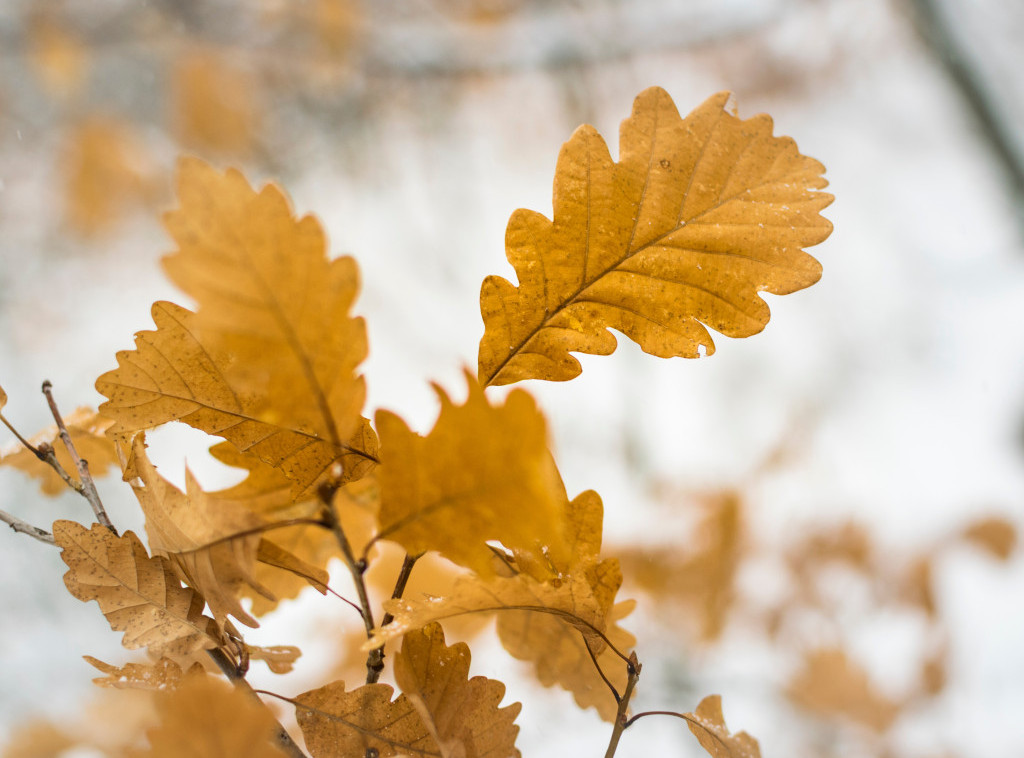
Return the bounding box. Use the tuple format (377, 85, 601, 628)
(0, 407, 118, 495)
(685, 695, 761, 758)
(54, 521, 225, 657)
(786, 648, 900, 733)
(479, 87, 832, 386)
(961, 516, 1016, 560)
(142, 675, 287, 758)
(83, 655, 191, 691)
(125, 435, 273, 628)
(375, 372, 567, 575)
(295, 681, 436, 758)
(394, 623, 521, 758)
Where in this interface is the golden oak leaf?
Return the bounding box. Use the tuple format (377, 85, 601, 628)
(495, 490, 636, 721)
(98, 158, 377, 493)
(0, 407, 118, 496)
(368, 560, 620, 653)
(83, 655, 195, 691)
(125, 435, 273, 628)
(479, 87, 833, 386)
(295, 681, 437, 758)
(96, 301, 374, 496)
(685, 695, 761, 758)
(394, 623, 521, 758)
(142, 675, 287, 758)
(786, 648, 900, 733)
(54, 520, 226, 657)
(375, 372, 567, 575)
(172, 51, 258, 155)
(961, 516, 1016, 560)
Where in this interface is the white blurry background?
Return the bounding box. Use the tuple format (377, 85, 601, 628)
(1, 1, 1022, 756)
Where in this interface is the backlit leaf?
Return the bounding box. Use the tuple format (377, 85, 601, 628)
(479, 87, 832, 385)
(54, 521, 225, 657)
(375, 372, 567, 575)
(83, 655, 193, 691)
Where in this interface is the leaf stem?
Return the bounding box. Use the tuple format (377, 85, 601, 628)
(366, 552, 421, 684)
(602, 651, 641, 758)
(1, 410, 84, 494)
(622, 709, 735, 754)
(207, 648, 308, 758)
(41, 381, 117, 534)
(0, 508, 56, 545)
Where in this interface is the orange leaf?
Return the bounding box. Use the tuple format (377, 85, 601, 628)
(685, 695, 761, 758)
(479, 87, 832, 385)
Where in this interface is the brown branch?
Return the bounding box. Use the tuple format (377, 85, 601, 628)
(40, 381, 117, 534)
(206, 648, 308, 758)
(603, 651, 641, 758)
(0, 411, 83, 493)
(366, 552, 421, 684)
(318, 482, 381, 683)
(0, 508, 56, 545)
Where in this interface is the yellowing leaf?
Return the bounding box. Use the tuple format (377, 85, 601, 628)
(83, 655, 193, 691)
(685, 695, 761, 758)
(394, 623, 521, 758)
(98, 158, 377, 494)
(786, 648, 900, 733)
(142, 675, 287, 758)
(479, 87, 832, 385)
(295, 681, 437, 758)
(27, 14, 89, 99)
(0, 384, 7, 410)
(375, 372, 567, 575)
(54, 520, 226, 657)
(0, 407, 118, 496)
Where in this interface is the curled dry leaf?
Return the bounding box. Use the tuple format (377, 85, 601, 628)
(685, 695, 761, 758)
(142, 675, 287, 758)
(479, 87, 832, 386)
(97, 159, 377, 495)
(54, 521, 226, 658)
(246, 644, 302, 674)
(375, 371, 568, 575)
(0, 407, 118, 496)
(83, 655, 195, 691)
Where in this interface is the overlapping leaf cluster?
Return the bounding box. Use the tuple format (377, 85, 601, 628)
(1, 87, 832, 757)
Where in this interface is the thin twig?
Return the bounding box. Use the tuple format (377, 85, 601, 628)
(623, 709, 736, 755)
(583, 634, 620, 702)
(602, 652, 641, 758)
(41, 381, 117, 534)
(0, 412, 83, 492)
(367, 552, 421, 684)
(206, 648, 308, 758)
(0, 508, 56, 545)
(318, 482, 381, 683)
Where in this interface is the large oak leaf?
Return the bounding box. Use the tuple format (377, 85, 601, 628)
(479, 87, 833, 385)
